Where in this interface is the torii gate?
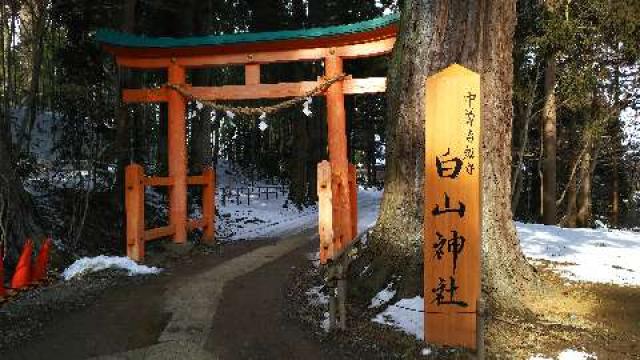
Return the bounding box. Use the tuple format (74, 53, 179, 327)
(97, 15, 399, 264)
(98, 16, 483, 350)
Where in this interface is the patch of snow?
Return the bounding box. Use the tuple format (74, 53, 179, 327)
(529, 349, 597, 360)
(216, 161, 383, 242)
(320, 311, 330, 332)
(517, 222, 640, 286)
(359, 264, 371, 276)
(11, 108, 60, 160)
(593, 219, 608, 229)
(421, 347, 433, 356)
(302, 97, 313, 117)
(372, 296, 424, 340)
(306, 285, 329, 306)
(62, 256, 162, 280)
(306, 251, 320, 268)
(369, 282, 396, 308)
(356, 187, 383, 235)
(621, 107, 639, 151)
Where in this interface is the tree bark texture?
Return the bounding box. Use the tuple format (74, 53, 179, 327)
(189, 0, 213, 174)
(563, 174, 578, 228)
(577, 138, 599, 227)
(24, 0, 48, 151)
(559, 118, 580, 228)
(511, 69, 539, 213)
(611, 157, 619, 227)
(0, 124, 41, 268)
(369, 0, 534, 310)
(541, 57, 557, 225)
(113, 0, 137, 248)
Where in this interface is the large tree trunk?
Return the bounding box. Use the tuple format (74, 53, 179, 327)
(563, 174, 578, 228)
(511, 70, 539, 213)
(189, 0, 213, 174)
(366, 0, 534, 310)
(611, 157, 619, 227)
(365, 114, 377, 186)
(0, 1, 42, 268)
(576, 155, 592, 227)
(576, 138, 599, 227)
(23, 0, 47, 152)
(288, 114, 310, 206)
(510, 103, 531, 214)
(0, 3, 9, 137)
(113, 0, 137, 251)
(157, 104, 169, 174)
(0, 124, 41, 268)
(541, 56, 557, 225)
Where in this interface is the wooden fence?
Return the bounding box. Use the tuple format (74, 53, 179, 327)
(219, 185, 288, 206)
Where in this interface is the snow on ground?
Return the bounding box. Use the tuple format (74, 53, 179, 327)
(306, 251, 321, 268)
(216, 159, 383, 241)
(517, 222, 640, 286)
(11, 107, 61, 161)
(529, 349, 597, 360)
(218, 199, 318, 241)
(621, 107, 639, 151)
(62, 256, 162, 280)
(372, 296, 424, 340)
(306, 285, 329, 306)
(370, 222, 640, 352)
(214, 161, 313, 240)
(369, 282, 396, 308)
(320, 312, 330, 332)
(356, 187, 383, 234)
(218, 186, 382, 241)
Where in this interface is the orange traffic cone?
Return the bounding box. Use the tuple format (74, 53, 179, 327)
(32, 237, 52, 283)
(0, 253, 6, 298)
(11, 239, 33, 290)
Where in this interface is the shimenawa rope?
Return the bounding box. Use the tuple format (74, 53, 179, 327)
(163, 73, 348, 116)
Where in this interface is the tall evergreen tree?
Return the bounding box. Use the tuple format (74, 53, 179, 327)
(366, 0, 534, 310)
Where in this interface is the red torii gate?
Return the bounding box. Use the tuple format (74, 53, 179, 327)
(97, 15, 398, 263)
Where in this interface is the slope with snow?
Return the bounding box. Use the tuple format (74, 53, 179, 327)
(517, 222, 640, 286)
(369, 222, 639, 357)
(215, 160, 383, 241)
(529, 349, 597, 360)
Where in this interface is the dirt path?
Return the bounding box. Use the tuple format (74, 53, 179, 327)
(205, 240, 352, 360)
(0, 229, 350, 360)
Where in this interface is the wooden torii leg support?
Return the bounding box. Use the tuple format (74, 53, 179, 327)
(125, 164, 216, 262)
(318, 55, 359, 331)
(125, 63, 216, 262)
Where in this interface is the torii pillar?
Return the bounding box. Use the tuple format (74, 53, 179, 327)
(325, 55, 354, 253)
(168, 62, 188, 243)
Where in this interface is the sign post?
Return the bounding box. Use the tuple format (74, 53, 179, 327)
(424, 64, 481, 349)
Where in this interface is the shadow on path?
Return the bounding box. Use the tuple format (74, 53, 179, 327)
(206, 240, 351, 359)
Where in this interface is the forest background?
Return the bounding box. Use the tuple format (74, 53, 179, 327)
(0, 0, 638, 268)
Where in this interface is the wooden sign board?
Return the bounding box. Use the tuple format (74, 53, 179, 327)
(424, 64, 481, 349)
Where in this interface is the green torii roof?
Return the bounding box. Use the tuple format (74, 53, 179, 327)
(96, 14, 399, 49)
